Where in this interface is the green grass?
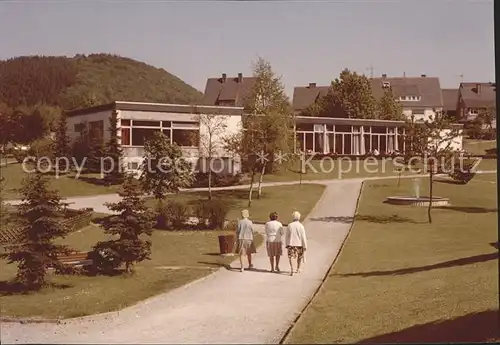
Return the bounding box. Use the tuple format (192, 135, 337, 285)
(463, 139, 497, 155)
(1, 163, 120, 199)
(0, 224, 263, 319)
(147, 183, 326, 223)
(2, 156, 496, 200)
(258, 157, 497, 183)
(285, 173, 499, 344)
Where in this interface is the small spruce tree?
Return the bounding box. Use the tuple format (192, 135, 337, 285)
(1, 171, 73, 290)
(87, 127, 105, 174)
(94, 175, 155, 274)
(103, 111, 125, 185)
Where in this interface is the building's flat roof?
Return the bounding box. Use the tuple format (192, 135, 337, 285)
(65, 101, 245, 117)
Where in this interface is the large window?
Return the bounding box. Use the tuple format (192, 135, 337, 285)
(335, 134, 343, 154)
(172, 129, 198, 147)
(131, 128, 161, 146)
(305, 133, 314, 151)
(89, 120, 104, 141)
(121, 128, 131, 145)
(343, 134, 352, 154)
(296, 123, 314, 131)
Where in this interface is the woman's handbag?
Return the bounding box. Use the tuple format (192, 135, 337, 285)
(250, 241, 257, 253)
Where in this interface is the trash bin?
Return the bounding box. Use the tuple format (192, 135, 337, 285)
(218, 234, 235, 255)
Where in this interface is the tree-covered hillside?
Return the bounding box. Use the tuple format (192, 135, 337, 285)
(0, 53, 203, 111)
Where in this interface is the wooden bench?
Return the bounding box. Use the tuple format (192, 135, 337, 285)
(53, 252, 93, 268)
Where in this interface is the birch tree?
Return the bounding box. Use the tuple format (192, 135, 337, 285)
(197, 112, 228, 200)
(244, 57, 294, 201)
(405, 112, 460, 223)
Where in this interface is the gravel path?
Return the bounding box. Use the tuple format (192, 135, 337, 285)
(1, 179, 362, 344)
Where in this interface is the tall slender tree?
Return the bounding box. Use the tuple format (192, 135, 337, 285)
(103, 110, 125, 185)
(197, 112, 228, 200)
(243, 57, 294, 202)
(405, 112, 460, 223)
(1, 171, 73, 290)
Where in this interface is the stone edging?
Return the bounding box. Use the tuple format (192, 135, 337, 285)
(0, 317, 62, 324)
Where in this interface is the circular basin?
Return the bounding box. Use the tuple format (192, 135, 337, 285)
(385, 196, 450, 207)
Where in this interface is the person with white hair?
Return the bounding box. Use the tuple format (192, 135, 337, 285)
(285, 211, 307, 276)
(234, 209, 256, 272)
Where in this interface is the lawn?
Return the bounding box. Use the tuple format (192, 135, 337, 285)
(285, 173, 499, 343)
(1, 163, 119, 199)
(147, 183, 327, 223)
(258, 156, 497, 183)
(0, 224, 263, 319)
(2, 157, 496, 200)
(463, 139, 497, 156)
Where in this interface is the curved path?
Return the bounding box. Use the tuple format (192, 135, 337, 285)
(1, 172, 496, 344)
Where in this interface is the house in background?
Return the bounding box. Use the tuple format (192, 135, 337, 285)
(201, 73, 256, 107)
(370, 74, 443, 122)
(65, 101, 243, 175)
(456, 82, 496, 128)
(292, 74, 444, 122)
(441, 88, 459, 120)
(292, 83, 330, 116)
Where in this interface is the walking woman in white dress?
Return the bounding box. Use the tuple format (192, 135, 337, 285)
(264, 212, 284, 272)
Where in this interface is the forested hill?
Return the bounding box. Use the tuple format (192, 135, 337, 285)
(0, 53, 203, 114)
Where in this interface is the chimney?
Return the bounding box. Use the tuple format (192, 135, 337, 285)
(221, 73, 227, 82)
(309, 83, 316, 88)
(382, 74, 387, 78)
(476, 83, 481, 94)
(237, 73, 243, 83)
(421, 74, 426, 77)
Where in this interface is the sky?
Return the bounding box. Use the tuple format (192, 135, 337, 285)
(1, 0, 495, 98)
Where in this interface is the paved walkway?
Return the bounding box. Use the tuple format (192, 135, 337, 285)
(1, 179, 362, 344)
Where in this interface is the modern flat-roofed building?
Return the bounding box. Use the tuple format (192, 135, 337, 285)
(65, 101, 244, 175)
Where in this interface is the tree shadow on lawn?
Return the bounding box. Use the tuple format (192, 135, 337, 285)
(78, 176, 110, 186)
(434, 179, 466, 185)
(338, 252, 499, 278)
(436, 206, 498, 214)
(197, 261, 232, 271)
(0, 280, 72, 296)
(309, 214, 420, 224)
(357, 309, 500, 343)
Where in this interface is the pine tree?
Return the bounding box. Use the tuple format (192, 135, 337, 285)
(87, 127, 105, 173)
(1, 171, 73, 290)
(94, 175, 155, 274)
(103, 110, 125, 185)
(54, 114, 71, 172)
